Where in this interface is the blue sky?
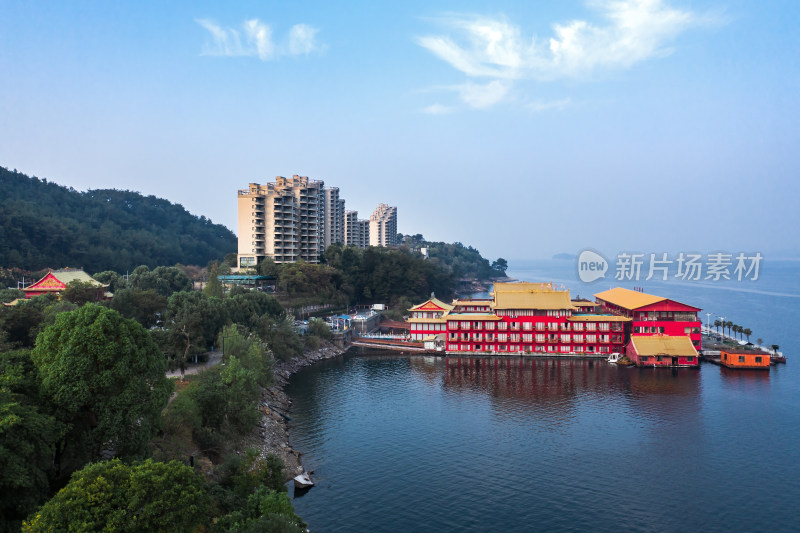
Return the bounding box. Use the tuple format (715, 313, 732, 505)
(1, 0, 798, 261)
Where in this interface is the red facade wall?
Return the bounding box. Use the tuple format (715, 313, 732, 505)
(445, 315, 625, 355)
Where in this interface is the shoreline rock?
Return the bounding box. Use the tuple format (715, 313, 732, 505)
(255, 344, 346, 480)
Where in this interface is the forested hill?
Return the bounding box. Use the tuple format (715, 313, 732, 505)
(0, 166, 236, 272)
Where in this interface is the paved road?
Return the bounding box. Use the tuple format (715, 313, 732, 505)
(166, 350, 222, 379)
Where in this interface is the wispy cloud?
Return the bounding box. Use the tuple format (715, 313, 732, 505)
(417, 0, 710, 110)
(526, 98, 573, 113)
(197, 18, 322, 61)
(422, 103, 456, 115)
(288, 24, 320, 55)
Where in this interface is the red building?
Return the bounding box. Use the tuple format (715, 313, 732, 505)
(626, 335, 699, 367)
(594, 287, 702, 351)
(22, 268, 109, 300)
(408, 297, 452, 341)
(410, 283, 629, 355)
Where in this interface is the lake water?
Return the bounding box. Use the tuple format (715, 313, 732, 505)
(285, 259, 800, 532)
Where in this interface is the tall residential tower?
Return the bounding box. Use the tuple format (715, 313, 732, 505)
(238, 175, 397, 267)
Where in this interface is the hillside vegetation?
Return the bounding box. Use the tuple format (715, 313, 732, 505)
(0, 166, 236, 272)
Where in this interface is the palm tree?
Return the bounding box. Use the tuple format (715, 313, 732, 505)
(757, 337, 763, 347)
(734, 325, 742, 340)
(744, 328, 752, 342)
(726, 320, 734, 337)
(771, 344, 780, 354)
(714, 319, 721, 335)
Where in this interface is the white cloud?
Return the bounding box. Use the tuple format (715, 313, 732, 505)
(525, 98, 572, 113)
(196, 19, 246, 57)
(244, 19, 274, 60)
(422, 103, 456, 115)
(457, 81, 510, 109)
(288, 24, 321, 55)
(197, 18, 321, 61)
(417, 0, 707, 109)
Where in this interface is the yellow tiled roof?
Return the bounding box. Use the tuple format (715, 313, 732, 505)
(568, 315, 631, 322)
(593, 287, 665, 310)
(52, 269, 105, 287)
(408, 297, 454, 312)
(493, 281, 555, 293)
(491, 283, 573, 310)
(630, 335, 698, 356)
(446, 313, 502, 320)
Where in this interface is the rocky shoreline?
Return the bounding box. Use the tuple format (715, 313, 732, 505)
(255, 344, 347, 480)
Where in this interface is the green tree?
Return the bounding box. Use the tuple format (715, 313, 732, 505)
(491, 257, 508, 275)
(216, 325, 274, 388)
(109, 288, 167, 328)
(165, 291, 227, 380)
(259, 314, 304, 362)
(0, 294, 57, 349)
(62, 280, 101, 306)
(22, 459, 210, 533)
(0, 350, 61, 531)
(92, 270, 127, 293)
(0, 288, 24, 304)
(743, 328, 752, 342)
(32, 304, 172, 466)
(205, 263, 224, 298)
(129, 265, 192, 297)
(308, 317, 332, 340)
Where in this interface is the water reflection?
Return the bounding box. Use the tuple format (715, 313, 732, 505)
(433, 356, 702, 402)
(718, 365, 771, 389)
(286, 352, 795, 533)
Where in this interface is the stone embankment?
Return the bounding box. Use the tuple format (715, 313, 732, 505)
(255, 345, 345, 479)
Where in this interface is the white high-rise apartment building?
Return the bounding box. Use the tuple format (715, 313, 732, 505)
(324, 188, 345, 248)
(237, 175, 325, 267)
(238, 176, 398, 267)
(344, 210, 370, 249)
(369, 203, 398, 247)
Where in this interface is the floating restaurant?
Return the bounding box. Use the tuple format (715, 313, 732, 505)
(407, 283, 702, 366)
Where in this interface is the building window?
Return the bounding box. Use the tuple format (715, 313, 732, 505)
(755, 356, 762, 363)
(739, 356, 746, 363)
(640, 356, 648, 362)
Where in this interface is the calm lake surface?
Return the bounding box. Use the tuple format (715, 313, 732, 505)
(285, 259, 800, 532)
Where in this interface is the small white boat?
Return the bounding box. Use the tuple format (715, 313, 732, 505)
(293, 471, 314, 489)
(607, 352, 622, 363)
